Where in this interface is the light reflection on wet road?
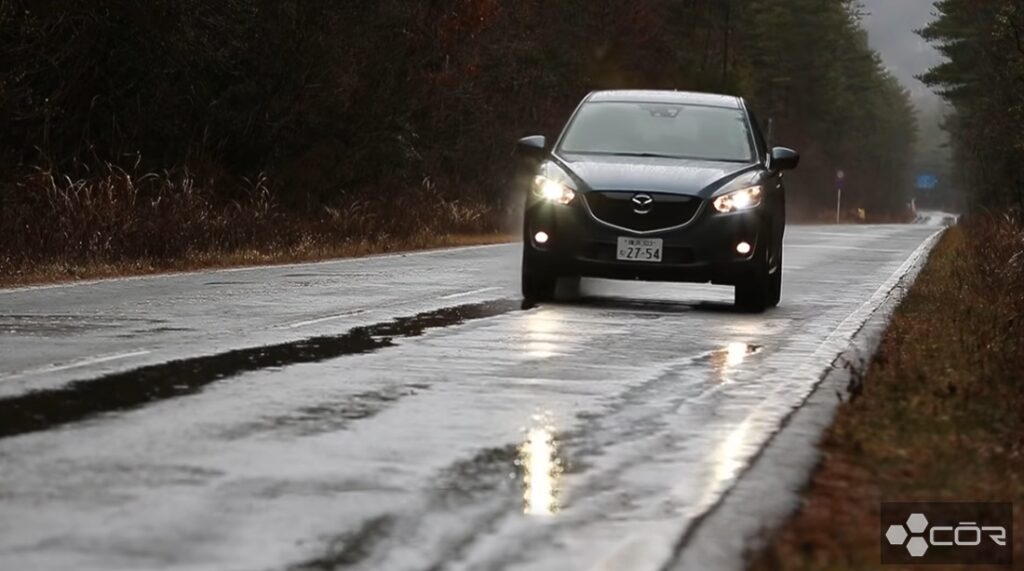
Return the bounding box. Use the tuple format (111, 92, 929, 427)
(0, 225, 939, 571)
(520, 416, 562, 517)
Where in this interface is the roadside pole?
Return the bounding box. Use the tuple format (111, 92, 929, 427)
(835, 170, 845, 224)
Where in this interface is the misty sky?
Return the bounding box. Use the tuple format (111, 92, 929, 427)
(859, 0, 944, 107)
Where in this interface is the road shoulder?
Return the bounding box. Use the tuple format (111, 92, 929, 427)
(668, 228, 943, 570)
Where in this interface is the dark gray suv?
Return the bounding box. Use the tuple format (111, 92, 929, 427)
(517, 90, 799, 312)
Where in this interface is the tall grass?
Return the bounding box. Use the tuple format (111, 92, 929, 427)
(0, 166, 504, 281)
(945, 212, 1024, 384)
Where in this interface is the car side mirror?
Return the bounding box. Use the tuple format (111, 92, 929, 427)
(516, 135, 548, 158)
(770, 147, 799, 171)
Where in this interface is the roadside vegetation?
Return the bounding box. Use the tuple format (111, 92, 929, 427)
(1, 0, 915, 283)
(0, 166, 507, 286)
(752, 1, 1024, 568)
(750, 216, 1024, 570)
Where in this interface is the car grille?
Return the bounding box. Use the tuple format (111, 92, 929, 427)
(584, 192, 702, 232)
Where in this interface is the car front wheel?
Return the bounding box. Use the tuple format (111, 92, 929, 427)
(734, 237, 780, 312)
(522, 256, 557, 302)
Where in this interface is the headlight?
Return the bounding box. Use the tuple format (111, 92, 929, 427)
(713, 186, 763, 213)
(533, 175, 576, 205)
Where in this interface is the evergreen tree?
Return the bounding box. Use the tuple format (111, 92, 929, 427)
(919, 0, 1024, 209)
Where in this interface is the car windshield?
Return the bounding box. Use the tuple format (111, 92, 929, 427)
(558, 101, 755, 162)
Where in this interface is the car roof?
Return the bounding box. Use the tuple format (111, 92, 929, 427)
(586, 90, 743, 109)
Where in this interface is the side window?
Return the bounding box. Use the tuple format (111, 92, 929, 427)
(747, 110, 769, 160)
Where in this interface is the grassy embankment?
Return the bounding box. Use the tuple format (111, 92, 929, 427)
(0, 169, 515, 288)
(750, 215, 1024, 570)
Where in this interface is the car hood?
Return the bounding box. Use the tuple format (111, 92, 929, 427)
(556, 153, 759, 198)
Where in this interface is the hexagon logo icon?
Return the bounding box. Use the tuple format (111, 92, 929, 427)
(900, 514, 932, 557)
(906, 513, 929, 534)
(906, 536, 930, 558)
(885, 524, 908, 546)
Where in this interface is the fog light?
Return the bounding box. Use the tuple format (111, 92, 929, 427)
(534, 231, 550, 245)
(736, 241, 752, 255)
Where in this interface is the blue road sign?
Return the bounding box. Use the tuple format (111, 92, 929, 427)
(916, 174, 939, 190)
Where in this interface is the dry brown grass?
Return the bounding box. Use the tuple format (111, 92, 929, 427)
(0, 167, 515, 287)
(749, 214, 1024, 571)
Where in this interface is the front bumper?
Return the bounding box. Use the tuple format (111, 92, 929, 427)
(524, 197, 768, 285)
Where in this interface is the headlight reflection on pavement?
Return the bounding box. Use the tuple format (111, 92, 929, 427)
(692, 416, 756, 511)
(726, 342, 750, 367)
(522, 310, 566, 360)
(710, 342, 763, 381)
(519, 415, 564, 516)
(714, 417, 753, 486)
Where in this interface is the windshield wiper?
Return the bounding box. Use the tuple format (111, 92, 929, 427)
(567, 150, 752, 162)
(602, 152, 684, 159)
(603, 152, 753, 163)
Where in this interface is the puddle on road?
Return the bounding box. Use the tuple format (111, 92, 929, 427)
(281, 339, 765, 565)
(0, 299, 521, 439)
(710, 343, 763, 381)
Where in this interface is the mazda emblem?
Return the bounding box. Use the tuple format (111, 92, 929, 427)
(632, 193, 654, 214)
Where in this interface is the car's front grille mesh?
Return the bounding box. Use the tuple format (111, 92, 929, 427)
(584, 192, 702, 232)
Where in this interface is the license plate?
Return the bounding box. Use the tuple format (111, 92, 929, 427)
(616, 237, 663, 262)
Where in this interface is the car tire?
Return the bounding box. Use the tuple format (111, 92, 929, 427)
(767, 244, 782, 307)
(559, 275, 582, 298)
(522, 256, 557, 302)
(734, 239, 773, 313)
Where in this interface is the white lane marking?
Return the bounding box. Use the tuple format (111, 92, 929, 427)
(280, 309, 369, 330)
(0, 242, 518, 294)
(786, 244, 907, 253)
(439, 286, 503, 300)
(1, 350, 152, 381)
(794, 231, 899, 239)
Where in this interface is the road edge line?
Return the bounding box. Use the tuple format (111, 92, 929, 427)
(0, 242, 517, 295)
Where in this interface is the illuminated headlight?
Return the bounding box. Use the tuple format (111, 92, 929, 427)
(713, 186, 763, 213)
(533, 176, 576, 205)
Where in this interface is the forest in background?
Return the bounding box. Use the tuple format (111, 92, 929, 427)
(920, 0, 1024, 210)
(0, 0, 918, 279)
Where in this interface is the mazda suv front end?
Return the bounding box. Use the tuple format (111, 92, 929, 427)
(517, 90, 799, 312)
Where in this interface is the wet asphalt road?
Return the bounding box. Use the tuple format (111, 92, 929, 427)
(0, 224, 940, 571)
